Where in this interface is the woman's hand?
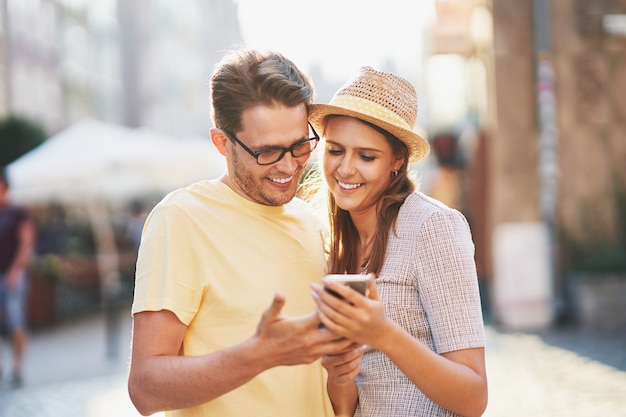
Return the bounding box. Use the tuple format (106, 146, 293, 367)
(311, 273, 391, 349)
(322, 346, 364, 386)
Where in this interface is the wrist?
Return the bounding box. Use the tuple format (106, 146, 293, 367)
(370, 320, 402, 353)
(241, 333, 279, 373)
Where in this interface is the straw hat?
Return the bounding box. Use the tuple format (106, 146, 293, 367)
(310, 66, 429, 162)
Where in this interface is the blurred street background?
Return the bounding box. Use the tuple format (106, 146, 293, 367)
(1, 0, 626, 416)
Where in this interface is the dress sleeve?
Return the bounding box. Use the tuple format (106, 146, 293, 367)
(415, 208, 485, 353)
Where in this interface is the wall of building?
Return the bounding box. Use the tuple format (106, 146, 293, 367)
(551, 0, 626, 256)
(0, 0, 242, 137)
(488, 0, 626, 328)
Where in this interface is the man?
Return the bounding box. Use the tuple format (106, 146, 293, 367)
(0, 168, 35, 387)
(128, 48, 357, 416)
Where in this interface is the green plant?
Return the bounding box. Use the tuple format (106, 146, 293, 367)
(570, 245, 626, 274)
(0, 114, 47, 166)
(563, 184, 626, 275)
(27, 254, 64, 282)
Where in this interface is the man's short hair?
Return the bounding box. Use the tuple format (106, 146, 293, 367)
(210, 47, 315, 134)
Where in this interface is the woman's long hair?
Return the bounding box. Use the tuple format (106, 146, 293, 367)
(327, 121, 416, 275)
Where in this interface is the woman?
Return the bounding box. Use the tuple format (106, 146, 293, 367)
(309, 67, 488, 417)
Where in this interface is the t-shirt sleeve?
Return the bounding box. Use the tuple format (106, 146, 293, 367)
(131, 201, 204, 325)
(416, 208, 485, 353)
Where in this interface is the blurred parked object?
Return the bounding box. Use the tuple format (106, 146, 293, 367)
(492, 222, 554, 330)
(564, 185, 626, 332)
(26, 254, 63, 329)
(569, 274, 626, 332)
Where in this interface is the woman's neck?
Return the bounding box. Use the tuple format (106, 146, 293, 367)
(350, 209, 378, 272)
(352, 214, 376, 241)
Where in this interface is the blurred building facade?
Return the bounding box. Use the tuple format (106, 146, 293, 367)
(425, 0, 626, 329)
(0, 0, 241, 137)
(2, 0, 624, 331)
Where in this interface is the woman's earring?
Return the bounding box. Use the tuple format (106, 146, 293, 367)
(392, 170, 398, 177)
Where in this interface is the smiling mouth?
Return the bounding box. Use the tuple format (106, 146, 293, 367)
(269, 175, 294, 184)
(338, 180, 362, 190)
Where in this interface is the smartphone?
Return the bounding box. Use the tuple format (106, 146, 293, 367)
(324, 274, 369, 299)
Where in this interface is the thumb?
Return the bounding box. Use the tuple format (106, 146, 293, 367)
(264, 291, 286, 320)
(255, 291, 286, 337)
(366, 273, 379, 301)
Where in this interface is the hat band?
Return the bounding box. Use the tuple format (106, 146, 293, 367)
(329, 95, 413, 131)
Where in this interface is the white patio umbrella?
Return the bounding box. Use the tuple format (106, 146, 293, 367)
(6, 117, 225, 204)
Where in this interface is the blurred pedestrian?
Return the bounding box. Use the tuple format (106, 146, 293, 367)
(424, 132, 466, 212)
(127, 47, 357, 417)
(0, 167, 35, 387)
(310, 67, 488, 417)
(125, 200, 147, 253)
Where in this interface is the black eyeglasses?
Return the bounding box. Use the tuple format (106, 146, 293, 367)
(222, 123, 320, 165)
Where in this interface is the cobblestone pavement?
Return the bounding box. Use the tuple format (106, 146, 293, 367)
(0, 372, 145, 417)
(0, 308, 162, 417)
(483, 326, 626, 416)
(1, 311, 625, 416)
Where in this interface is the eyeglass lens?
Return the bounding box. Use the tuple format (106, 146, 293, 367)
(257, 137, 318, 165)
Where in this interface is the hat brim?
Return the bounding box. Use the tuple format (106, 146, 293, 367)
(310, 104, 430, 162)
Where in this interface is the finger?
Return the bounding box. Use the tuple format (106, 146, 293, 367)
(339, 345, 364, 362)
(315, 296, 347, 330)
(327, 353, 363, 385)
(320, 339, 352, 358)
(264, 291, 286, 320)
(314, 282, 350, 313)
(332, 373, 357, 386)
(321, 353, 347, 368)
(314, 285, 365, 336)
(365, 273, 380, 301)
(322, 280, 360, 304)
(327, 342, 365, 357)
(326, 280, 370, 310)
(333, 335, 360, 352)
(310, 284, 324, 308)
(316, 310, 343, 336)
(322, 349, 362, 370)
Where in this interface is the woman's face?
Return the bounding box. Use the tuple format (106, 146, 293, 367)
(322, 116, 403, 216)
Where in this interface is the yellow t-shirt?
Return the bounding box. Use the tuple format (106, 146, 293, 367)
(132, 179, 333, 417)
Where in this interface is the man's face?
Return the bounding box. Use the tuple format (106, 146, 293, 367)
(225, 104, 312, 206)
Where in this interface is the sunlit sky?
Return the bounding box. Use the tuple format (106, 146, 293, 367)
(234, 0, 436, 86)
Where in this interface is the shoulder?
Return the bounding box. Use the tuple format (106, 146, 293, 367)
(399, 191, 462, 220)
(285, 196, 315, 214)
(4, 204, 32, 222)
(398, 192, 470, 234)
(286, 196, 325, 223)
(154, 179, 219, 209)
(143, 180, 217, 226)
